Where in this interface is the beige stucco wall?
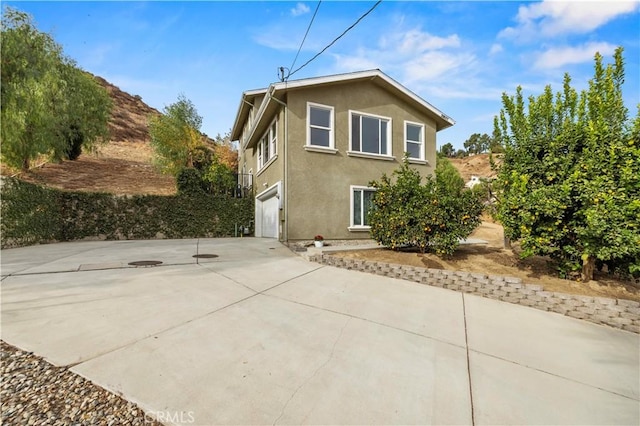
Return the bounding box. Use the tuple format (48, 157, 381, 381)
(237, 80, 442, 241)
(283, 81, 438, 241)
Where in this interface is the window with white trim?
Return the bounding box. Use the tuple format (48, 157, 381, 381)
(351, 186, 376, 229)
(350, 111, 391, 156)
(258, 120, 277, 170)
(307, 103, 334, 148)
(405, 121, 425, 160)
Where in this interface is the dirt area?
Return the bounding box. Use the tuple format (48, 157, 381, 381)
(448, 153, 499, 182)
(332, 220, 640, 302)
(15, 142, 176, 196)
(1, 75, 176, 196)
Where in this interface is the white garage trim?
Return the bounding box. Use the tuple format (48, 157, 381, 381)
(255, 181, 282, 238)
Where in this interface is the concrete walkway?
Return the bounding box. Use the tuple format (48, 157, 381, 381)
(1, 238, 638, 425)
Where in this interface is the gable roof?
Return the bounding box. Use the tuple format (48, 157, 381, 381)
(230, 69, 455, 148)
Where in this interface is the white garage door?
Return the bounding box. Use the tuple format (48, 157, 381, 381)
(260, 195, 279, 238)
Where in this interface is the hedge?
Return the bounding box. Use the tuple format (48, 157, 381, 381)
(0, 177, 254, 248)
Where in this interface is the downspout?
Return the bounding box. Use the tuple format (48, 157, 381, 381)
(270, 94, 288, 243)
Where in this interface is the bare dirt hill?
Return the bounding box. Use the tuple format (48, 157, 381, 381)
(449, 153, 499, 182)
(12, 76, 175, 195)
(10, 75, 239, 196)
(95, 75, 161, 145)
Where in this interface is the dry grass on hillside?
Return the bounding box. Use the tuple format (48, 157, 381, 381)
(17, 144, 176, 196)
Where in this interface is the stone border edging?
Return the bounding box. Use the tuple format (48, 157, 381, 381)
(309, 253, 640, 334)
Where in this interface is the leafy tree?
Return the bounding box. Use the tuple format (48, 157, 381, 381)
(212, 132, 239, 171)
(435, 156, 464, 193)
(463, 133, 491, 155)
(1, 7, 111, 170)
(488, 131, 504, 153)
(203, 157, 236, 196)
(454, 149, 468, 158)
(52, 64, 112, 161)
(439, 142, 455, 158)
(176, 167, 208, 196)
(369, 157, 483, 255)
(148, 94, 205, 176)
(494, 47, 639, 281)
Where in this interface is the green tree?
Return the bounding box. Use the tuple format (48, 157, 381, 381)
(1, 7, 111, 169)
(51, 64, 112, 161)
(463, 133, 491, 155)
(369, 157, 483, 255)
(439, 142, 455, 158)
(494, 47, 639, 281)
(203, 157, 236, 196)
(454, 149, 468, 158)
(148, 94, 205, 176)
(435, 156, 464, 193)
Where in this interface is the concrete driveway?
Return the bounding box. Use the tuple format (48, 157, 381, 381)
(1, 238, 638, 425)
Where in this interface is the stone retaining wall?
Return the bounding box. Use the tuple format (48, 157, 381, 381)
(309, 254, 640, 334)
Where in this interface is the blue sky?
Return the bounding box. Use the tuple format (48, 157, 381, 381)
(6, 1, 640, 150)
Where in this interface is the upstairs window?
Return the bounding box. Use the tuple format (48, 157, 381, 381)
(307, 103, 334, 149)
(405, 121, 425, 160)
(350, 112, 392, 156)
(258, 119, 277, 170)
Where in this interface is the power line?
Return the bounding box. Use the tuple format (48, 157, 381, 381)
(288, 1, 322, 80)
(287, 0, 382, 80)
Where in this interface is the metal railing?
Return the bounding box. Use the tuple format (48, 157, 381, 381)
(233, 173, 253, 198)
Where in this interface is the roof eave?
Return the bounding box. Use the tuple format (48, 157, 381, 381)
(230, 88, 268, 141)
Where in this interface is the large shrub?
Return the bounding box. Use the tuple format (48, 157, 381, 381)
(368, 158, 483, 255)
(494, 47, 640, 280)
(176, 167, 208, 196)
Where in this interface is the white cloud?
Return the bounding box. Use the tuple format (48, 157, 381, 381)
(532, 42, 617, 69)
(331, 26, 474, 90)
(403, 51, 476, 85)
(332, 52, 379, 72)
(500, 0, 639, 40)
(291, 2, 310, 17)
(381, 29, 460, 53)
(489, 43, 503, 55)
(325, 22, 529, 104)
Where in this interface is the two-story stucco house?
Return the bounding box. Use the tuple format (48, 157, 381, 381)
(230, 69, 454, 242)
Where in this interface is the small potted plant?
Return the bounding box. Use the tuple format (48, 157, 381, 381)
(313, 235, 324, 248)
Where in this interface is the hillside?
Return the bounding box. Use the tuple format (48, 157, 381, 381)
(9, 76, 176, 195)
(448, 154, 498, 183)
(6, 75, 492, 195)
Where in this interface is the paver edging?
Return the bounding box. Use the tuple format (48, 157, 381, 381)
(309, 253, 640, 334)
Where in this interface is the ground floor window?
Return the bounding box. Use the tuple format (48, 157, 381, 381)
(351, 186, 376, 228)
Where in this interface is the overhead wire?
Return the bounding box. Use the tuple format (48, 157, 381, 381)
(287, 1, 322, 80)
(287, 0, 382, 80)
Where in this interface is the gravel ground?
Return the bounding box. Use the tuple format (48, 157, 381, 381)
(1, 341, 164, 426)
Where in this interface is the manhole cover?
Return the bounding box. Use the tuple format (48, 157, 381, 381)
(128, 260, 163, 267)
(193, 254, 219, 259)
